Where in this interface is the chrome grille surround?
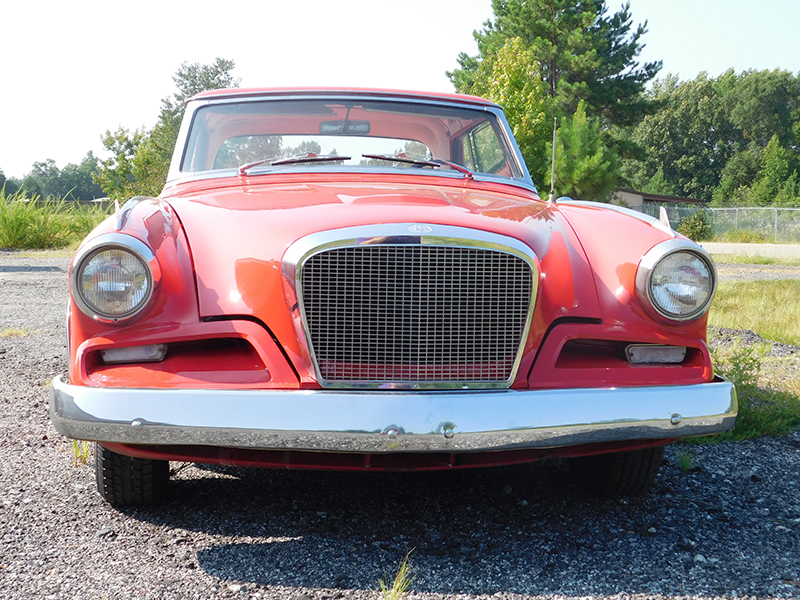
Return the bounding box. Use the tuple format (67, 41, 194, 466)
(283, 224, 538, 389)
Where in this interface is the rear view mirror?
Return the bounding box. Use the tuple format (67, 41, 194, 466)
(319, 120, 371, 135)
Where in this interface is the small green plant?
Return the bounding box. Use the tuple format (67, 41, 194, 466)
(71, 440, 91, 465)
(378, 552, 414, 600)
(676, 448, 695, 472)
(677, 210, 711, 241)
(713, 341, 764, 394)
(707, 340, 800, 441)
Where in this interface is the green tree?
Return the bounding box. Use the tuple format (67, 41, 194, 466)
(20, 159, 61, 198)
(60, 152, 105, 200)
(623, 69, 800, 205)
(448, 0, 660, 126)
(749, 135, 799, 206)
(639, 167, 676, 196)
(13, 154, 104, 200)
(95, 58, 240, 199)
(0, 169, 20, 195)
(548, 100, 620, 200)
(711, 148, 761, 205)
(622, 72, 741, 201)
(468, 37, 552, 184)
(94, 127, 146, 199)
(726, 69, 800, 149)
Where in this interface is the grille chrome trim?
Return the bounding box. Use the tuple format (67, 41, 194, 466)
(283, 224, 538, 389)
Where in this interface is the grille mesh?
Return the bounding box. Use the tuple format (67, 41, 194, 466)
(301, 245, 532, 385)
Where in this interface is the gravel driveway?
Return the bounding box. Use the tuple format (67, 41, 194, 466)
(2, 253, 799, 600)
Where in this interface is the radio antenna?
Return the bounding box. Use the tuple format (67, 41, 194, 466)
(548, 117, 557, 202)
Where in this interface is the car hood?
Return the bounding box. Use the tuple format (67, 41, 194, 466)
(165, 177, 602, 356)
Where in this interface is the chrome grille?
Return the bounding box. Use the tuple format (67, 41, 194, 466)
(300, 245, 533, 386)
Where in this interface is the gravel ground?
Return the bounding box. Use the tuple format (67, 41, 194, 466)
(2, 253, 800, 600)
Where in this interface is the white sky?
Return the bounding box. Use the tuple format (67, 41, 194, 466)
(1, 0, 799, 180)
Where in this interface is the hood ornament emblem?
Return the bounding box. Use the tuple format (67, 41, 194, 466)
(407, 224, 432, 234)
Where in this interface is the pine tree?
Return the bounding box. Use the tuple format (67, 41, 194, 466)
(448, 0, 660, 126)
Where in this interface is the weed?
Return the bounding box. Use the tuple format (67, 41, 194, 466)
(71, 440, 91, 466)
(713, 341, 765, 394)
(707, 340, 800, 441)
(676, 448, 695, 472)
(0, 327, 29, 338)
(378, 551, 414, 600)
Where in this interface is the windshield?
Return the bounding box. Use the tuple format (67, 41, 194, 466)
(179, 98, 522, 180)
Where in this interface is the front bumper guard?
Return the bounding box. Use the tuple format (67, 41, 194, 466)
(50, 376, 736, 454)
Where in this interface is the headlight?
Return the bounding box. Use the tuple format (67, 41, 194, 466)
(636, 239, 716, 322)
(71, 233, 160, 322)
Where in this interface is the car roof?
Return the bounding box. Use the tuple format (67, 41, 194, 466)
(188, 87, 501, 109)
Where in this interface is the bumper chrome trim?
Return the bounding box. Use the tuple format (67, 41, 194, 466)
(49, 376, 736, 453)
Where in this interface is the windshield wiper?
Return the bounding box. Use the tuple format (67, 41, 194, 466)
(238, 153, 351, 175)
(429, 158, 474, 180)
(361, 153, 474, 180)
(361, 153, 441, 168)
(271, 153, 351, 166)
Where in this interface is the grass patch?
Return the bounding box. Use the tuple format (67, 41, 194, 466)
(675, 448, 696, 471)
(71, 440, 91, 466)
(706, 342, 800, 441)
(709, 280, 800, 345)
(703, 281, 800, 441)
(0, 327, 30, 338)
(0, 189, 111, 250)
(378, 552, 414, 600)
(713, 229, 771, 243)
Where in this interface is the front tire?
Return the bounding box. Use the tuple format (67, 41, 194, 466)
(95, 443, 169, 506)
(569, 445, 664, 498)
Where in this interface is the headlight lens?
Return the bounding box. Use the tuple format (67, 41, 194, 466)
(71, 234, 159, 322)
(637, 241, 716, 322)
(78, 249, 151, 318)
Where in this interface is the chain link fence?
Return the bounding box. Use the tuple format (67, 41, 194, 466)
(641, 204, 800, 243)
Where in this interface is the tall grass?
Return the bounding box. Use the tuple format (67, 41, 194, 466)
(710, 280, 800, 345)
(0, 189, 111, 250)
(707, 282, 800, 440)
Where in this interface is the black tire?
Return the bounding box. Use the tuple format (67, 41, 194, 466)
(569, 445, 665, 498)
(94, 443, 169, 506)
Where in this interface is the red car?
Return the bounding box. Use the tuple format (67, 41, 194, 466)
(50, 88, 736, 505)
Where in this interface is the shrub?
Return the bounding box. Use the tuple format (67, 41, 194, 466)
(677, 210, 711, 241)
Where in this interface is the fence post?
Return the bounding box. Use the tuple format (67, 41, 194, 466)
(775, 208, 779, 243)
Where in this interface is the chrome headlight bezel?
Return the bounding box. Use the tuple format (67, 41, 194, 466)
(635, 238, 717, 323)
(70, 233, 161, 324)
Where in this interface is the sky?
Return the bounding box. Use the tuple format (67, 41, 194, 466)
(1, 0, 799, 180)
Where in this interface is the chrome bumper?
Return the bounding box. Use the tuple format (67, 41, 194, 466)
(49, 376, 737, 453)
